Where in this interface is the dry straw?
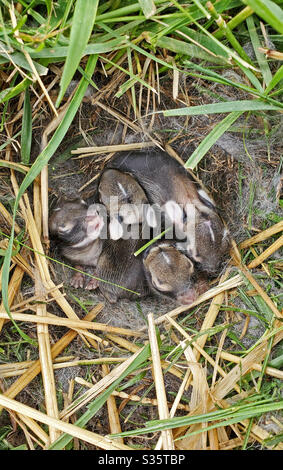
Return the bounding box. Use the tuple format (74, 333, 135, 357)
(148, 313, 175, 450)
(0, 394, 131, 451)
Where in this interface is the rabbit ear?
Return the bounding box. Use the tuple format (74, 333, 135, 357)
(85, 214, 104, 240)
(197, 189, 215, 210)
(165, 200, 183, 224)
(109, 217, 123, 240)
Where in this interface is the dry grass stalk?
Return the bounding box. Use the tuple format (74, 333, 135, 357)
(0, 159, 29, 173)
(148, 313, 175, 450)
(0, 265, 24, 333)
(59, 348, 146, 421)
(239, 421, 283, 450)
(0, 357, 126, 378)
(0, 378, 50, 447)
(239, 264, 282, 319)
(71, 141, 156, 156)
(30, 169, 60, 442)
(211, 327, 227, 389)
(247, 234, 283, 269)
(10, 283, 63, 311)
(220, 351, 283, 380)
(183, 345, 209, 450)
(213, 327, 283, 401)
(107, 334, 141, 353)
(35, 275, 60, 443)
(95, 100, 163, 150)
(33, 176, 42, 236)
(174, 327, 283, 448)
(107, 333, 183, 379)
(208, 429, 219, 450)
(0, 308, 102, 413)
(102, 364, 124, 446)
(0, 311, 142, 336)
(165, 316, 228, 450)
(0, 355, 74, 374)
(218, 437, 246, 450)
(0, 394, 132, 450)
(155, 367, 192, 448)
(192, 272, 231, 356)
(239, 221, 283, 249)
(9, 4, 58, 117)
(0, 201, 21, 233)
(144, 273, 243, 329)
(165, 315, 241, 394)
(0, 238, 33, 278)
(75, 376, 190, 411)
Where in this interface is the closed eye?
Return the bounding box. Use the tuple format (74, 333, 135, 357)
(58, 224, 72, 233)
(121, 195, 132, 204)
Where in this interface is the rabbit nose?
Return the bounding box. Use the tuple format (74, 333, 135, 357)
(177, 288, 197, 305)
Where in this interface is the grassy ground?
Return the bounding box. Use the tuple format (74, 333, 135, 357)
(0, 0, 282, 450)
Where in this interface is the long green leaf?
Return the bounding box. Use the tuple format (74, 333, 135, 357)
(264, 64, 283, 95)
(21, 88, 32, 164)
(56, 0, 99, 106)
(155, 35, 227, 64)
(246, 15, 272, 87)
(1, 55, 98, 342)
(138, 0, 156, 18)
(27, 37, 127, 60)
(242, 0, 283, 34)
(0, 78, 31, 105)
(109, 398, 283, 438)
(185, 111, 243, 169)
(163, 100, 283, 116)
(0, 40, 48, 75)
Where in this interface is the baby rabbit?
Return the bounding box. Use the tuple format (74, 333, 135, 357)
(49, 198, 105, 289)
(106, 150, 230, 274)
(98, 168, 157, 239)
(143, 242, 208, 305)
(49, 198, 148, 302)
(96, 236, 148, 303)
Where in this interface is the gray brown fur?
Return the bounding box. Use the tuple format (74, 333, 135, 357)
(106, 150, 230, 274)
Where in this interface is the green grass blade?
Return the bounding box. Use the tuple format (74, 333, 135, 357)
(27, 37, 127, 60)
(0, 41, 49, 76)
(138, 0, 156, 18)
(1, 54, 98, 342)
(163, 100, 283, 116)
(0, 78, 31, 105)
(109, 398, 283, 438)
(242, 0, 283, 34)
(246, 15, 272, 87)
(155, 35, 227, 64)
(56, 0, 99, 106)
(185, 111, 243, 169)
(20, 88, 32, 164)
(264, 64, 283, 95)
